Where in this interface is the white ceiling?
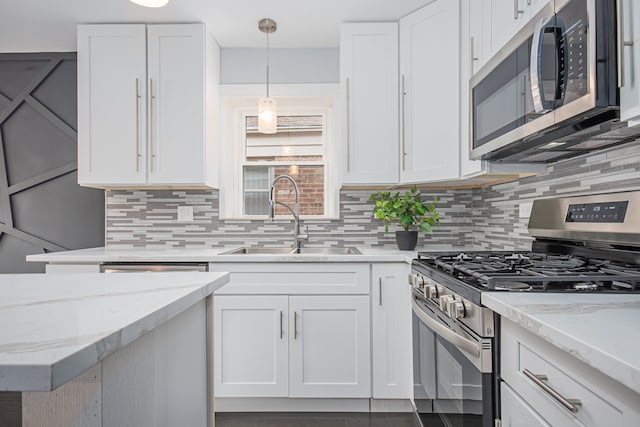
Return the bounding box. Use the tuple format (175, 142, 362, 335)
(0, 0, 429, 52)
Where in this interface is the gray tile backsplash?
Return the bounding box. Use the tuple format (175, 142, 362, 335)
(106, 139, 640, 250)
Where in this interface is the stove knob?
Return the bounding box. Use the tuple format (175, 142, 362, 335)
(449, 300, 466, 319)
(408, 274, 418, 286)
(426, 284, 438, 299)
(439, 295, 453, 312)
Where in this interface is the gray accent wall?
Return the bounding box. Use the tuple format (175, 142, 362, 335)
(0, 53, 105, 273)
(105, 138, 640, 251)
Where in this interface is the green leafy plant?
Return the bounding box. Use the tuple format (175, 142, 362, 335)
(369, 186, 440, 233)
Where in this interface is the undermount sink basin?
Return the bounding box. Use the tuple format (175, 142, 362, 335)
(221, 247, 362, 255)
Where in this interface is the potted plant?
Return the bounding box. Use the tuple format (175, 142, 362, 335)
(369, 186, 440, 250)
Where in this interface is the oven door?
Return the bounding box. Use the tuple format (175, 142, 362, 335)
(412, 293, 495, 427)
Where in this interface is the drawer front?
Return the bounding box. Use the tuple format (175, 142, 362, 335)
(501, 319, 640, 427)
(210, 263, 370, 295)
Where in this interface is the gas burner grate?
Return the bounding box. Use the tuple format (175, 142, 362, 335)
(417, 251, 640, 292)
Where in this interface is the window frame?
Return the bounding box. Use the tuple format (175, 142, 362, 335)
(219, 84, 340, 220)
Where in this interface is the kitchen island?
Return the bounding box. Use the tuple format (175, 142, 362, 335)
(0, 271, 229, 427)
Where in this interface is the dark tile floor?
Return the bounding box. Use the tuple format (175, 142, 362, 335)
(215, 412, 427, 427)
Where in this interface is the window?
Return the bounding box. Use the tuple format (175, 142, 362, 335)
(220, 88, 339, 219)
(242, 115, 326, 216)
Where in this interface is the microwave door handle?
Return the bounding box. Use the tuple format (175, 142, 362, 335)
(411, 297, 481, 358)
(530, 17, 554, 114)
(553, 21, 566, 106)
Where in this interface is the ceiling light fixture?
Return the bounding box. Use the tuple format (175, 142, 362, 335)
(258, 18, 277, 134)
(129, 0, 169, 8)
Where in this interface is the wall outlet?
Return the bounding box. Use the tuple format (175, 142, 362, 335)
(177, 206, 194, 222)
(518, 202, 533, 219)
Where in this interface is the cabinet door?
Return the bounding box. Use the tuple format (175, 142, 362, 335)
(460, 0, 485, 177)
(147, 24, 207, 185)
(77, 24, 147, 185)
(399, 0, 460, 183)
(213, 295, 289, 397)
(620, 0, 640, 125)
(501, 382, 552, 427)
(340, 23, 399, 185)
(289, 295, 371, 398)
(371, 263, 411, 399)
(490, 0, 527, 55)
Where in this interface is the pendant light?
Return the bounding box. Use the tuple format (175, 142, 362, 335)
(258, 18, 277, 134)
(129, 0, 169, 7)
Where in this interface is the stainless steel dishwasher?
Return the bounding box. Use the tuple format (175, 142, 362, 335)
(100, 263, 209, 273)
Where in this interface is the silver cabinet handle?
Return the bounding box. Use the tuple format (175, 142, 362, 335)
(616, 0, 634, 88)
(135, 78, 141, 172)
(279, 310, 284, 339)
(379, 277, 383, 306)
(149, 78, 156, 172)
(523, 369, 582, 413)
(294, 311, 298, 339)
(345, 77, 350, 172)
(401, 75, 407, 171)
(514, 0, 524, 19)
(470, 36, 479, 75)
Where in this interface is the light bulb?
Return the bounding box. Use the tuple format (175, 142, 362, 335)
(129, 0, 169, 8)
(258, 97, 277, 134)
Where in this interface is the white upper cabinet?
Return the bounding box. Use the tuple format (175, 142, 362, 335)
(620, 0, 640, 126)
(340, 23, 399, 185)
(400, 0, 461, 183)
(488, 0, 552, 58)
(77, 25, 147, 185)
(78, 23, 220, 188)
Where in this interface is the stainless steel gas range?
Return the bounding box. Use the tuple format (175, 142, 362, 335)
(410, 191, 640, 427)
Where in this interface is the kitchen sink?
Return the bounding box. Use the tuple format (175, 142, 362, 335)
(221, 247, 362, 255)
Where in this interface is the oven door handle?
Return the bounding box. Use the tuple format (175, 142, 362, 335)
(411, 297, 481, 358)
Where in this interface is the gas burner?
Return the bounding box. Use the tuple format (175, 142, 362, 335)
(494, 281, 533, 291)
(504, 253, 531, 262)
(454, 253, 473, 262)
(573, 282, 600, 291)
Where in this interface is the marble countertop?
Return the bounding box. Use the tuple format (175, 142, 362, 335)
(0, 272, 229, 392)
(482, 292, 640, 395)
(26, 246, 419, 264)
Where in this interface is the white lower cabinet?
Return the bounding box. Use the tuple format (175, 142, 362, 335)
(289, 295, 371, 398)
(501, 382, 551, 427)
(214, 294, 370, 399)
(500, 318, 640, 426)
(211, 263, 372, 400)
(213, 295, 289, 397)
(371, 263, 411, 399)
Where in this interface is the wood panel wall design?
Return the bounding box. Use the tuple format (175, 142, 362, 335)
(0, 53, 104, 273)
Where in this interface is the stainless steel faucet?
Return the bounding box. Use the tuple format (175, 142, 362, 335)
(268, 175, 308, 250)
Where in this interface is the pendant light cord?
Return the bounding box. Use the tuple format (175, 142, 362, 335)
(266, 30, 270, 98)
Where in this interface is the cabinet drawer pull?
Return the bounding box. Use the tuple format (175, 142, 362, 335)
(279, 310, 283, 339)
(523, 368, 582, 413)
(294, 311, 298, 340)
(379, 277, 383, 306)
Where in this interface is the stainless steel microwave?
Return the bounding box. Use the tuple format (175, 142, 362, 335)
(470, 0, 640, 163)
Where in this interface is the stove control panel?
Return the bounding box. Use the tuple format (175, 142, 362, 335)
(566, 201, 628, 223)
(410, 271, 468, 319)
